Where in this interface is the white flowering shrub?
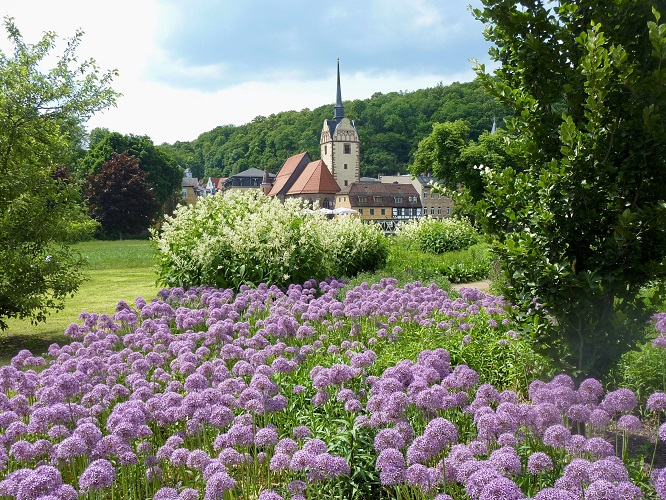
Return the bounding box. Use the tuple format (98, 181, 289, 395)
(395, 216, 479, 254)
(324, 215, 388, 278)
(152, 190, 388, 289)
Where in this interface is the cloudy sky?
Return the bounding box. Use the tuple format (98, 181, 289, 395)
(1, 1, 494, 145)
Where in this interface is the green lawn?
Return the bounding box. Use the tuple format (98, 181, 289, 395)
(1, 240, 162, 365)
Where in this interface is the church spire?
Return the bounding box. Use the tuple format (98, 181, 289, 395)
(334, 57, 344, 122)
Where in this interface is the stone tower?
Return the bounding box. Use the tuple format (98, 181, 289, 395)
(320, 59, 360, 189)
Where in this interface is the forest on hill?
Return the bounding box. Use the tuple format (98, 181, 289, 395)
(159, 79, 510, 180)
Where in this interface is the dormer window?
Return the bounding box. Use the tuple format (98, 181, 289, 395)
(394, 197, 403, 203)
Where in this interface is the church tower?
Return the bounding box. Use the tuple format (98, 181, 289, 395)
(320, 59, 360, 189)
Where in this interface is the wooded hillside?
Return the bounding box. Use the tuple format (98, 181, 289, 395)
(159, 79, 509, 180)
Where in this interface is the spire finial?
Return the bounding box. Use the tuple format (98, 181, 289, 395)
(334, 58, 344, 122)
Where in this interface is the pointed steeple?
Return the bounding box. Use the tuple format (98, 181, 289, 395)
(491, 115, 497, 134)
(333, 57, 344, 122)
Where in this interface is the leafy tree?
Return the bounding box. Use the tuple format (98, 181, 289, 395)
(84, 152, 159, 239)
(472, 0, 666, 376)
(78, 132, 182, 216)
(0, 17, 117, 329)
(410, 121, 516, 206)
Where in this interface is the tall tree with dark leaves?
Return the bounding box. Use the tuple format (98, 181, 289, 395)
(473, 0, 666, 377)
(84, 152, 159, 240)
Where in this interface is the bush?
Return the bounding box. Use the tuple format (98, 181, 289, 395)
(395, 216, 479, 254)
(152, 190, 388, 289)
(436, 243, 492, 283)
(325, 215, 388, 278)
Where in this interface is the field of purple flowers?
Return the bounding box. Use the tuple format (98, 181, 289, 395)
(1, 278, 666, 499)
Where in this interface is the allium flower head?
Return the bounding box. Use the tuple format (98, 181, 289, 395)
(601, 388, 637, 414)
(527, 452, 553, 475)
(78, 459, 116, 491)
(648, 392, 666, 412)
(479, 476, 524, 500)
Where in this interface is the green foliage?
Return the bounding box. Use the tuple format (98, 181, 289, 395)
(0, 17, 117, 330)
(160, 80, 511, 180)
(395, 216, 479, 254)
(78, 131, 182, 216)
(152, 190, 388, 290)
(473, 1, 666, 377)
(410, 121, 517, 203)
(436, 244, 492, 283)
(613, 339, 666, 407)
(324, 215, 389, 278)
(84, 152, 160, 239)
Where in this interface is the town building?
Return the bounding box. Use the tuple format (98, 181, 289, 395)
(336, 182, 421, 229)
(380, 174, 454, 218)
(223, 167, 276, 191)
(319, 59, 360, 190)
(267, 152, 339, 209)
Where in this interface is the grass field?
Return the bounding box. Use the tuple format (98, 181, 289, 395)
(0, 240, 161, 365)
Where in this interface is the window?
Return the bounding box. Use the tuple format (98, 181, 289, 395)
(446, 206, 451, 215)
(344, 180, 348, 187)
(394, 197, 403, 203)
(438, 193, 442, 199)
(370, 208, 375, 216)
(438, 207, 442, 215)
(344, 143, 351, 154)
(431, 193, 434, 199)
(423, 206, 427, 214)
(181, 188, 187, 199)
(431, 207, 435, 215)
(358, 196, 367, 203)
(358, 208, 363, 215)
(324, 145, 327, 155)
(344, 164, 348, 170)
(381, 208, 386, 215)
(373, 196, 382, 202)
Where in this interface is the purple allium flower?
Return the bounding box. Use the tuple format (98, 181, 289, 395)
(205, 471, 236, 498)
(275, 437, 298, 456)
(584, 437, 614, 459)
(527, 452, 553, 475)
(647, 392, 666, 412)
(255, 427, 278, 447)
(583, 479, 618, 500)
(293, 425, 312, 440)
(660, 422, 666, 443)
(374, 428, 406, 451)
(479, 476, 524, 500)
(257, 491, 283, 500)
(187, 449, 211, 470)
(13, 465, 63, 499)
(533, 488, 579, 500)
(292, 384, 305, 394)
(589, 457, 629, 483)
(269, 452, 291, 472)
(617, 414, 642, 433)
(423, 417, 458, 450)
(466, 467, 503, 499)
(489, 446, 521, 475)
(312, 390, 329, 407)
(654, 468, 666, 499)
(154, 487, 180, 500)
(588, 409, 612, 427)
(316, 453, 351, 477)
(405, 463, 437, 492)
(290, 449, 317, 471)
(543, 424, 571, 448)
(577, 378, 604, 404)
(303, 438, 327, 455)
(567, 404, 591, 423)
(376, 447, 406, 472)
(288, 480, 307, 494)
(601, 388, 637, 414)
(79, 459, 116, 491)
(565, 434, 587, 455)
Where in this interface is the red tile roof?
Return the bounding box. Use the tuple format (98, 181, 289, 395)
(286, 160, 340, 195)
(268, 152, 311, 197)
